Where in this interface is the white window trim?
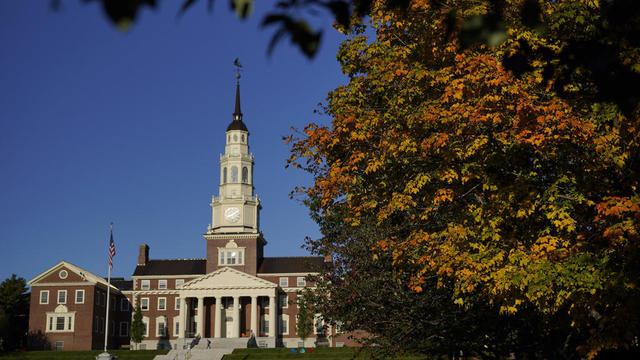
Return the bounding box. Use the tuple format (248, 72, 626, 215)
(141, 279, 150, 290)
(142, 316, 149, 337)
(175, 279, 184, 288)
(119, 321, 129, 337)
(158, 297, 166, 311)
(279, 314, 289, 335)
(46, 311, 75, 333)
(158, 280, 167, 289)
(40, 290, 49, 304)
(54, 341, 64, 351)
(57, 290, 67, 304)
(297, 277, 306, 287)
(141, 297, 149, 311)
(279, 294, 288, 309)
(156, 316, 167, 337)
(173, 316, 180, 337)
(279, 277, 289, 287)
(75, 290, 84, 304)
(175, 297, 180, 310)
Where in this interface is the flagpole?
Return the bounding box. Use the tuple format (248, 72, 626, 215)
(104, 222, 113, 352)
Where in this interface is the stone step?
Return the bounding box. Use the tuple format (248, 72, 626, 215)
(154, 348, 234, 360)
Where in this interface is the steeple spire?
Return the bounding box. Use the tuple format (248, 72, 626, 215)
(227, 58, 248, 132)
(233, 79, 242, 121)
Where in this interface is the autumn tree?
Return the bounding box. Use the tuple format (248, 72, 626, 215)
(289, 0, 640, 357)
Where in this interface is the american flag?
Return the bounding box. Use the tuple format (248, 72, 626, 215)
(108, 226, 116, 269)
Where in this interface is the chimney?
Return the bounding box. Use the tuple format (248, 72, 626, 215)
(138, 244, 149, 266)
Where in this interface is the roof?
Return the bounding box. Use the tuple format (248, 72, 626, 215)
(133, 259, 207, 276)
(111, 278, 133, 291)
(28, 260, 119, 291)
(227, 119, 248, 131)
(258, 256, 326, 274)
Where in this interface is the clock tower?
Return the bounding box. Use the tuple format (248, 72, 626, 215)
(204, 75, 265, 274)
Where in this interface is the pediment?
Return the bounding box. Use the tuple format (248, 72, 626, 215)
(28, 261, 116, 291)
(181, 267, 276, 290)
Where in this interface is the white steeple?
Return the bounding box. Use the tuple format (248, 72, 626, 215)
(207, 79, 261, 234)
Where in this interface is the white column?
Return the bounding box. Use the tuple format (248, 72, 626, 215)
(180, 297, 187, 338)
(233, 296, 240, 338)
(214, 296, 222, 338)
(196, 296, 204, 337)
(250, 296, 258, 336)
(269, 295, 276, 338)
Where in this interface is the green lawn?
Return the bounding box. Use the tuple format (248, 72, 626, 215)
(0, 350, 169, 360)
(222, 348, 429, 360)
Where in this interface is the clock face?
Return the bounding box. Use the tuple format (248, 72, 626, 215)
(225, 207, 241, 223)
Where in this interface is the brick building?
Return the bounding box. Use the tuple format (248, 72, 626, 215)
(27, 80, 357, 350)
(27, 261, 132, 351)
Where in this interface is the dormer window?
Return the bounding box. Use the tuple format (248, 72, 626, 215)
(218, 240, 245, 266)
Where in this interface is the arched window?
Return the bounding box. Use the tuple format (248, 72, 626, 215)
(223, 168, 227, 184)
(231, 166, 238, 183)
(241, 134, 245, 143)
(242, 167, 248, 183)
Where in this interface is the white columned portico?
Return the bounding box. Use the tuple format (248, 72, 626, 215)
(269, 295, 276, 338)
(196, 296, 204, 337)
(214, 296, 222, 338)
(250, 296, 257, 335)
(180, 297, 188, 337)
(233, 296, 240, 338)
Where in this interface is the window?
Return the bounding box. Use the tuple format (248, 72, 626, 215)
(260, 315, 269, 335)
(297, 277, 306, 287)
(54, 341, 64, 351)
(279, 314, 289, 335)
(175, 279, 184, 288)
(261, 297, 269, 308)
(141, 280, 150, 290)
(279, 277, 289, 287)
(141, 298, 149, 311)
(218, 240, 245, 266)
(121, 298, 130, 311)
(223, 167, 227, 184)
(75, 290, 84, 304)
(40, 290, 49, 304)
(297, 294, 302, 308)
(57, 290, 67, 304)
(231, 166, 238, 182)
(46, 306, 75, 333)
(242, 167, 248, 183)
(56, 316, 65, 330)
(158, 280, 167, 289)
(59, 270, 68, 279)
(241, 134, 245, 143)
(174, 317, 180, 336)
(175, 297, 181, 310)
(158, 297, 166, 311)
(142, 317, 149, 337)
(279, 294, 288, 308)
(156, 317, 167, 337)
(314, 315, 324, 335)
(120, 322, 129, 337)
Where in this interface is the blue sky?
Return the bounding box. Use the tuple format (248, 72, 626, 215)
(0, 1, 346, 283)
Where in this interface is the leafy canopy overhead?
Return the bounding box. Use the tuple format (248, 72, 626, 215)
(289, 0, 640, 357)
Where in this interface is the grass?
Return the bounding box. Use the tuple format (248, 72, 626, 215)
(0, 350, 169, 360)
(222, 348, 429, 360)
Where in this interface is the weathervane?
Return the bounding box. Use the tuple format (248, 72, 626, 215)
(233, 57, 243, 80)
